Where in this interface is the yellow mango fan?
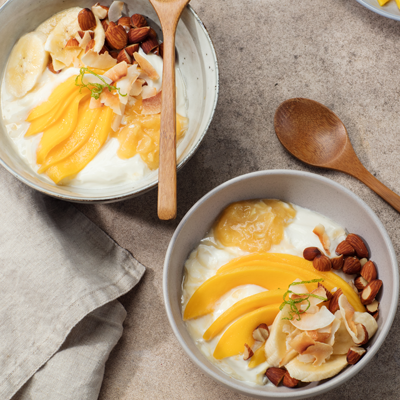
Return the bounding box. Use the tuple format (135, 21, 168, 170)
(24, 75, 113, 184)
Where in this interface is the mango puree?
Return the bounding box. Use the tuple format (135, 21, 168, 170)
(116, 97, 188, 170)
(214, 199, 296, 252)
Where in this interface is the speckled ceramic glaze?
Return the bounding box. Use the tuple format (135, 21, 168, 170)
(164, 170, 399, 399)
(356, 0, 400, 21)
(0, 0, 218, 203)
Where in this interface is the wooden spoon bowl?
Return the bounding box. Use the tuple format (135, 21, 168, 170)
(275, 98, 400, 212)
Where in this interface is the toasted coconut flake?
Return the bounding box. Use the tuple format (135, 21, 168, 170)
(104, 61, 128, 82)
(353, 312, 378, 340)
(92, 3, 108, 19)
(297, 354, 315, 364)
(89, 97, 103, 109)
(313, 224, 331, 255)
(92, 15, 106, 53)
(289, 279, 309, 297)
(325, 317, 341, 346)
(302, 342, 333, 366)
(115, 64, 139, 104)
(338, 294, 357, 335)
(100, 88, 122, 115)
(332, 312, 356, 354)
(306, 330, 330, 343)
(134, 52, 159, 80)
(130, 78, 144, 96)
(82, 74, 112, 86)
(291, 306, 335, 331)
(78, 31, 92, 49)
(108, 1, 124, 22)
(141, 86, 157, 100)
(81, 50, 116, 69)
(142, 90, 162, 115)
(289, 332, 315, 354)
(52, 59, 66, 72)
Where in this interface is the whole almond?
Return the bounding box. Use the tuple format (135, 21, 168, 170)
(331, 254, 344, 270)
(159, 42, 164, 58)
(282, 371, 299, 388)
(141, 37, 159, 54)
(343, 257, 361, 275)
(148, 27, 158, 40)
(118, 16, 132, 32)
(78, 8, 97, 31)
(354, 276, 368, 291)
(347, 346, 366, 365)
(361, 261, 377, 282)
(361, 279, 382, 305)
(312, 254, 332, 272)
(131, 13, 148, 28)
(336, 240, 355, 256)
(128, 26, 150, 44)
(106, 24, 128, 49)
(265, 367, 286, 386)
(346, 233, 369, 259)
(329, 288, 343, 314)
(303, 247, 321, 261)
(109, 50, 119, 59)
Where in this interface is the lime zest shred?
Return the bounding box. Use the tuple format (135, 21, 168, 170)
(75, 67, 127, 99)
(279, 279, 328, 321)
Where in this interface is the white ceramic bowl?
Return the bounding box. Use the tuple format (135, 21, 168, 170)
(0, 0, 218, 203)
(356, 0, 400, 21)
(164, 170, 399, 399)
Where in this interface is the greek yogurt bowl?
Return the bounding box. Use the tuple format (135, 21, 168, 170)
(163, 170, 398, 399)
(0, 0, 218, 203)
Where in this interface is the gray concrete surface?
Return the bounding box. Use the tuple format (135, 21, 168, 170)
(74, 0, 400, 398)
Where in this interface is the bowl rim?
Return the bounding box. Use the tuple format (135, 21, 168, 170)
(0, 3, 219, 204)
(163, 169, 399, 398)
(355, 0, 400, 21)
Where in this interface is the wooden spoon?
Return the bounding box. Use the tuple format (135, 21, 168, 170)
(149, 0, 190, 220)
(274, 98, 400, 212)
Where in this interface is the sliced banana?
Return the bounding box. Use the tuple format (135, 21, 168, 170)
(36, 7, 82, 37)
(45, 8, 82, 68)
(285, 355, 348, 382)
(264, 305, 293, 367)
(5, 32, 49, 98)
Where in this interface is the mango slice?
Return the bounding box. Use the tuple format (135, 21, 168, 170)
(36, 91, 90, 164)
(26, 76, 78, 122)
(46, 106, 113, 184)
(216, 253, 364, 312)
(213, 304, 280, 359)
(203, 289, 283, 340)
(38, 98, 102, 173)
(248, 343, 267, 369)
(183, 266, 318, 320)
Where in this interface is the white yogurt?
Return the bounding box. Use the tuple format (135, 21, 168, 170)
(182, 202, 350, 386)
(1, 49, 188, 188)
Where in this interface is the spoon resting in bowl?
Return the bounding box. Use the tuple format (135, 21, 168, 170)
(149, 0, 190, 220)
(274, 98, 400, 213)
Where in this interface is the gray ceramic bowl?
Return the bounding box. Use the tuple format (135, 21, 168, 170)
(356, 0, 400, 21)
(164, 170, 399, 399)
(0, 0, 218, 203)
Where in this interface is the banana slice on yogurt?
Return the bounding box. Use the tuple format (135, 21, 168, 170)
(5, 31, 49, 98)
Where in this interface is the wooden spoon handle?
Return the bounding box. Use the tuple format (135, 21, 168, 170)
(346, 159, 400, 212)
(157, 31, 177, 220)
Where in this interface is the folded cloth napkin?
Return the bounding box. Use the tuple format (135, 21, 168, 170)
(0, 166, 145, 400)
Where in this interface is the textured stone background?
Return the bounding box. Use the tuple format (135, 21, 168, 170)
(75, 0, 400, 398)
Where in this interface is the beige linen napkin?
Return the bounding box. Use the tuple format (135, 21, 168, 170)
(0, 166, 145, 400)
